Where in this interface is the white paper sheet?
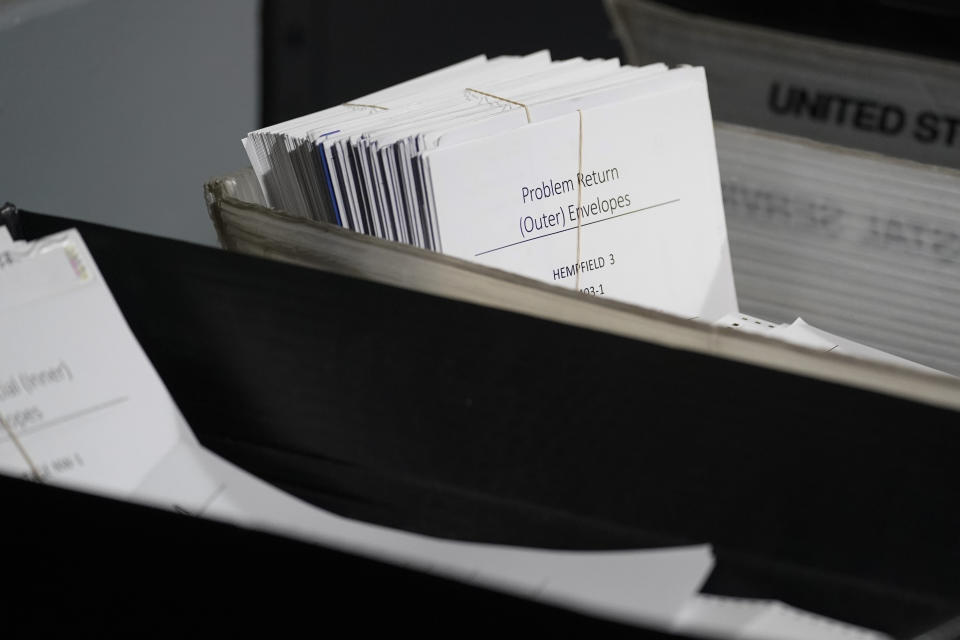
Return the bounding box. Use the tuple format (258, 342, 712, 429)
(135, 441, 712, 627)
(714, 313, 946, 375)
(770, 318, 946, 375)
(0, 230, 194, 494)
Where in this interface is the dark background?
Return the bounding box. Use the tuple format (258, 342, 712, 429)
(261, 0, 960, 125)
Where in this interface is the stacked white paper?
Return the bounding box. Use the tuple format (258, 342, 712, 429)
(244, 52, 739, 322)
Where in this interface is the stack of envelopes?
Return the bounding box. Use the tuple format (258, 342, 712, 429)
(243, 51, 738, 322)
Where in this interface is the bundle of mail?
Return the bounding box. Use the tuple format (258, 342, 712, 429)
(244, 51, 944, 376)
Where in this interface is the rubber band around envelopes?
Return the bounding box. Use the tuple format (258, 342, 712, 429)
(344, 91, 589, 290)
(464, 88, 587, 290)
(0, 412, 41, 481)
